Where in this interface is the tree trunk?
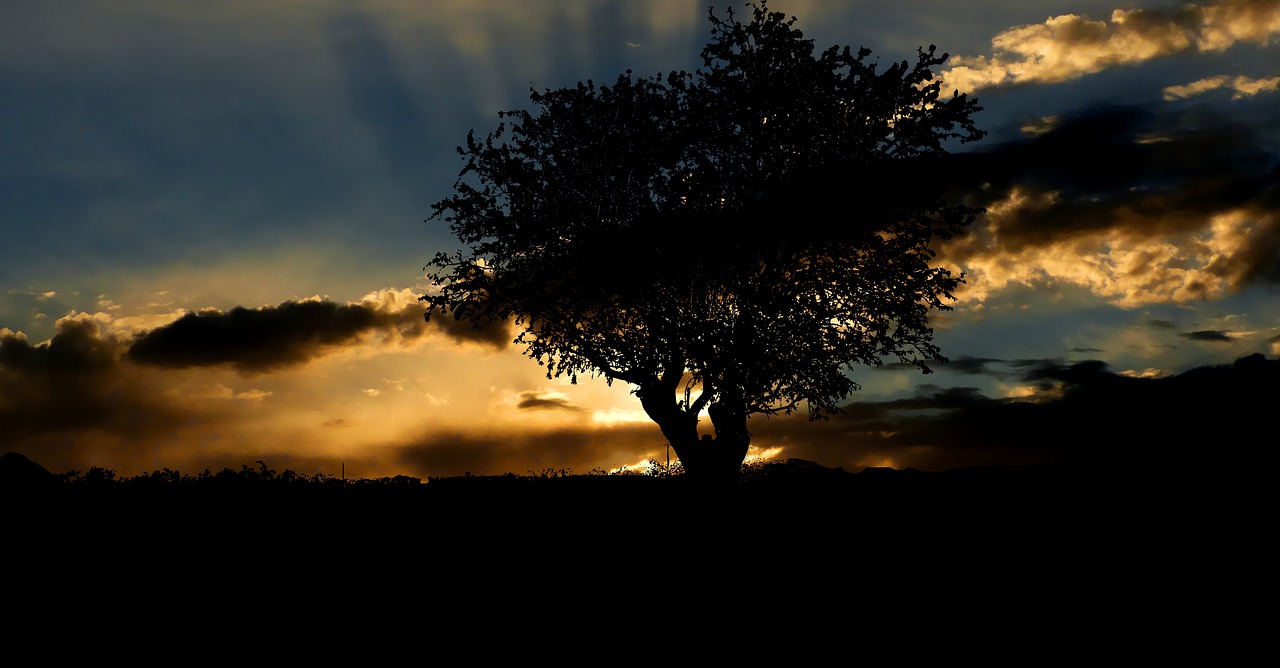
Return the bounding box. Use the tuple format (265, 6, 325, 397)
(637, 382, 750, 486)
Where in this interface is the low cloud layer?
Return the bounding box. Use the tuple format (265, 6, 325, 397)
(942, 0, 1280, 93)
(0, 290, 511, 474)
(376, 351, 1279, 478)
(749, 352, 1277, 472)
(6, 307, 1275, 478)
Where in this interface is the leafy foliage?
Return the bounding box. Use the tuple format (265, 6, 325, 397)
(424, 3, 982, 421)
(423, 2, 984, 479)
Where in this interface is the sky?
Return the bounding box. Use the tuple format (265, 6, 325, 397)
(2, 0, 1277, 479)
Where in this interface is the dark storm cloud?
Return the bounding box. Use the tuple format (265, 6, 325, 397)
(897, 385, 990, 410)
(815, 353, 1278, 471)
(1017, 358, 1110, 382)
(1148, 319, 1177, 330)
(0, 316, 191, 451)
(888, 356, 1064, 380)
(934, 356, 1005, 376)
(0, 316, 115, 378)
(747, 386, 1054, 472)
(0, 318, 120, 440)
(128, 301, 387, 374)
(1180, 330, 1234, 342)
(127, 296, 508, 374)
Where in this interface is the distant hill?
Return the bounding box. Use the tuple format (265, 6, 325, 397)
(0, 451, 55, 489)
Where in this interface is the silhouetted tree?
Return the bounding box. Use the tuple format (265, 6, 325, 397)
(423, 2, 985, 484)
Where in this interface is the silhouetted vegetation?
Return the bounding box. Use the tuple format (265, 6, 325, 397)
(5, 446, 1253, 602)
(2, 452, 1125, 512)
(423, 1, 985, 483)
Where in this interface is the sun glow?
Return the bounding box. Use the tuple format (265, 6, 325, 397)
(591, 407, 652, 425)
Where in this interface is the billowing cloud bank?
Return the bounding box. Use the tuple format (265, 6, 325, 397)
(939, 104, 1280, 306)
(942, 0, 1280, 93)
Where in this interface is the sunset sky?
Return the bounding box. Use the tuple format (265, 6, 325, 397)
(3, 0, 1277, 479)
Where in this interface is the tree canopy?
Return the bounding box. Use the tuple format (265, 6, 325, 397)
(423, 1, 985, 482)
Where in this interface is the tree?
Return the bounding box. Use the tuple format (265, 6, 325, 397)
(422, 2, 985, 484)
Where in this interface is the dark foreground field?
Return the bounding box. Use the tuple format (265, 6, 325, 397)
(3, 451, 1263, 642)
(5, 453, 1247, 556)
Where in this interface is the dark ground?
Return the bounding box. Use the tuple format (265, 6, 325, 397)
(4, 453, 1249, 557)
(2, 452, 1262, 648)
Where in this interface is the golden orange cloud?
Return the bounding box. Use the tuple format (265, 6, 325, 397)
(941, 0, 1280, 93)
(947, 192, 1276, 307)
(1163, 73, 1280, 100)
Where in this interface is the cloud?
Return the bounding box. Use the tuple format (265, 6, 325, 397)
(0, 315, 199, 465)
(748, 352, 1277, 472)
(939, 104, 1280, 306)
(126, 289, 509, 375)
(1180, 329, 1236, 341)
(176, 383, 273, 402)
(126, 300, 390, 374)
(1, 315, 117, 381)
(1117, 367, 1166, 379)
(883, 356, 1028, 382)
(372, 352, 1273, 477)
(9, 311, 1276, 479)
(0, 289, 518, 476)
(515, 390, 582, 412)
(1163, 74, 1280, 100)
(926, 356, 1005, 376)
(0, 302, 485, 478)
(941, 0, 1280, 93)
